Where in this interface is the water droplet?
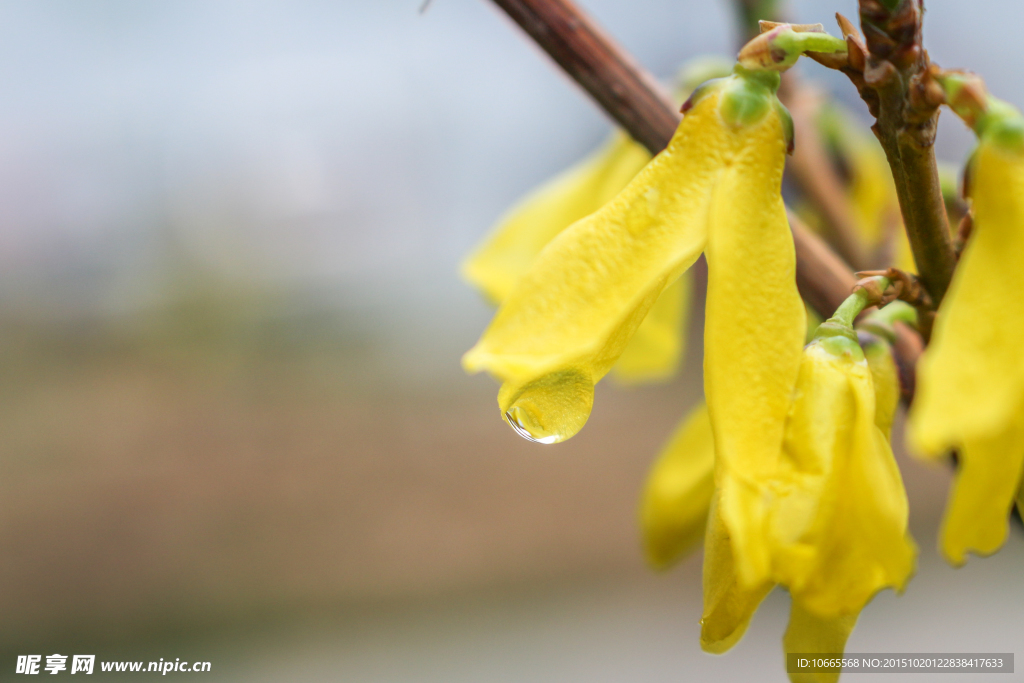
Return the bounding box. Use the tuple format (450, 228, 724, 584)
(505, 407, 561, 444)
(499, 369, 594, 444)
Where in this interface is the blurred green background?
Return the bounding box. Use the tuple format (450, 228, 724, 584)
(0, 1, 1020, 681)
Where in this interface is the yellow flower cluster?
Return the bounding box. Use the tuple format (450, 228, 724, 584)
(461, 30, 1024, 683)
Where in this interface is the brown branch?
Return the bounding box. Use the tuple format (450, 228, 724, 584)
(852, 1, 956, 307)
(789, 210, 858, 314)
(489, 0, 678, 157)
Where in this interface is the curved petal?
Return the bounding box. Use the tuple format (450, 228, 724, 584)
(612, 273, 690, 383)
(640, 401, 715, 569)
(783, 600, 858, 683)
(462, 132, 688, 387)
(941, 419, 1024, 565)
(704, 104, 806, 587)
(910, 141, 1024, 454)
(462, 132, 650, 305)
(701, 490, 775, 654)
(464, 92, 731, 443)
(771, 341, 916, 617)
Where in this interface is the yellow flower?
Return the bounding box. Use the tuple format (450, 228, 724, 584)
(702, 320, 916, 681)
(909, 84, 1024, 565)
(461, 58, 734, 386)
(783, 605, 858, 683)
(643, 310, 911, 681)
(463, 68, 805, 458)
(701, 493, 856, 683)
(769, 334, 915, 616)
(862, 334, 900, 440)
(639, 309, 853, 571)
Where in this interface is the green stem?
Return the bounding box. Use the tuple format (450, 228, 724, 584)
(858, 300, 916, 343)
(856, 0, 955, 309)
(826, 276, 891, 329)
(935, 72, 1024, 151)
(738, 25, 847, 72)
(866, 300, 916, 328)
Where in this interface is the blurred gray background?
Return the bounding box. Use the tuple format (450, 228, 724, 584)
(0, 1, 1020, 681)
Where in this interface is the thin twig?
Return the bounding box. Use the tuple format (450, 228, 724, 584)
(489, 0, 678, 156)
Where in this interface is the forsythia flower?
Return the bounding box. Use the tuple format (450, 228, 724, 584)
(641, 315, 908, 569)
(703, 321, 916, 683)
(642, 303, 914, 683)
(461, 58, 734, 385)
(462, 67, 806, 464)
(909, 84, 1024, 565)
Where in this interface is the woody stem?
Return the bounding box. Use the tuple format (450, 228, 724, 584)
(858, 0, 956, 306)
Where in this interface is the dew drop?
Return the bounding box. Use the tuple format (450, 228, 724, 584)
(500, 369, 594, 444)
(505, 407, 561, 444)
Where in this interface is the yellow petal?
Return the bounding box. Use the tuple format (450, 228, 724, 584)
(462, 131, 688, 386)
(941, 419, 1024, 565)
(701, 490, 775, 654)
(910, 140, 1024, 455)
(863, 339, 900, 440)
(612, 273, 690, 383)
(771, 340, 916, 617)
(464, 91, 731, 443)
(703, 101, 806, 587)
(783, 599, 858, 683)
(640, 401, 715, 569)
(461, 132, 651, 305)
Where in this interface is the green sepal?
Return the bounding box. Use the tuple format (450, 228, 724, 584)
(811, 321, 859, 345)
(815, 332, 866, 362)
(717, 66, 780, 129)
